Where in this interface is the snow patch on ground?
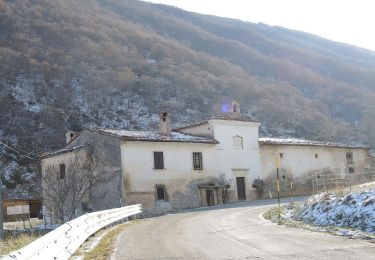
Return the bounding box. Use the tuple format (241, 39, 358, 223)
(271, 201, 374, 241)
(295, 190, 375, 233)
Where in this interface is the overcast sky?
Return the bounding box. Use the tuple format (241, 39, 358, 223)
(143, 0, 375, 51)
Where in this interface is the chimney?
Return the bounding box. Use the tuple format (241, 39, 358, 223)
(159, 112, 171, 135)
(230, 101, 240, 114)
(66, 131, 77, 144)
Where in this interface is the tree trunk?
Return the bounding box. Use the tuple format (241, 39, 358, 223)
(0, 172, 4, 240)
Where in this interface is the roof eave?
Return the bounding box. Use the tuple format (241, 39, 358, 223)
(124, 138, 219, 144)
(259, 142, 368, 149)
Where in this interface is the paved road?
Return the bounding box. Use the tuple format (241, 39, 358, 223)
(113, 198, 375, 259)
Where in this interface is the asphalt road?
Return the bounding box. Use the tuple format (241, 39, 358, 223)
(113, 197, 375, 259)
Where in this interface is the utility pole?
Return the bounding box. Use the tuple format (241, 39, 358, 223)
(276, 157, 280, 224)
(290, 172, 293, 197)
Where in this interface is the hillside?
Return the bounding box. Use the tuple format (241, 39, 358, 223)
(1, 0, 375, 198)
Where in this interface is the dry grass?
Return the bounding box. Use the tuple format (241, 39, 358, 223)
(263, 206, 283, 221)
(83, 220, 139, 260)
(263, 203, 303, 226)
(0, 233, 40, 256)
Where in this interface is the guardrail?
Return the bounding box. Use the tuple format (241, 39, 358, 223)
(6, 204, 142, 260)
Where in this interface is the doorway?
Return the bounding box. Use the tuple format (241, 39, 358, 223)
(236, 177, 246, 200)
(206, 190, 215, 206)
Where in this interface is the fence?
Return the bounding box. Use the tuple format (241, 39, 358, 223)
(312, 168, 375, 194)
(5, 204, 142, 260)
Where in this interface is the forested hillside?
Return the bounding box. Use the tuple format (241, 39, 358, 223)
(1, 0, 375, 198)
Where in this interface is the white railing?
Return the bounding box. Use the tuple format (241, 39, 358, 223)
(5, 204, 142, 260)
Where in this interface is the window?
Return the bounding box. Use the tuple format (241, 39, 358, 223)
(279, 153, 283, 158)
(153, 152, 164, 169)
(232, 102, 238, 113)
(59, 163, 65, 179)
(349, 167, 355, 174)
(233, 135, 243, 150)
(82, 202, 90, 212)
(346, 151, 353, 163)
(315, 153, 318, 159)
(193, 152, 203, 170)
(155, 185, 166, 200)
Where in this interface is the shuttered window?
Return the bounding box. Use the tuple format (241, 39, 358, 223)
(346, 152, 353, 163)
(193, 152, 203, 170)
(59, 163, 65, 179)
(154, 152, 164, 169)
(156, 186, 165, 200)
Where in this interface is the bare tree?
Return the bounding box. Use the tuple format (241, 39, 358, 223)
(42, 151, 100, 223)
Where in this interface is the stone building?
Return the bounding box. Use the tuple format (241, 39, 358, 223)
(41, 105, 372, 222)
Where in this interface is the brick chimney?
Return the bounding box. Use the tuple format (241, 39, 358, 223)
(159, 112, 171, 135)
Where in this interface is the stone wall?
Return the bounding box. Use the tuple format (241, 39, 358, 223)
(42, 130, 123, 223)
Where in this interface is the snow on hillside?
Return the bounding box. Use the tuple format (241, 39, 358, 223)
(295, 190, 375, 233)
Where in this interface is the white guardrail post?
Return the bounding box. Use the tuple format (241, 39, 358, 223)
(5, 204, 142, 260)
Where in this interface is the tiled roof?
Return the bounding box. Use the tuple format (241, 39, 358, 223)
(210, 113, 259, 123)
(91, 129, 218, 144)
(259, 138, 367, 149)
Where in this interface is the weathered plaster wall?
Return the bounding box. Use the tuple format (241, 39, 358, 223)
(68, 131, 124, 210)
(121, 141, 219, 214)
(210, 119, 262, 201)
(260, 144, 370, 196)
(41, 147, 89, 223)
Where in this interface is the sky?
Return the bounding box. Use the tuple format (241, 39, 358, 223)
(143, 0, 375, 51)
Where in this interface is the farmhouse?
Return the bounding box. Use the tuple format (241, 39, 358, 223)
(41, 104, 372, 222)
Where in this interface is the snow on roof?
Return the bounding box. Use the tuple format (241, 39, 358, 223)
(259, 137, 367, 149)
(92, 129, 218, 144)
(42, 144, 88, 158)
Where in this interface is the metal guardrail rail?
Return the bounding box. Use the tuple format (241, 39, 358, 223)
(5, 204, 142, 260)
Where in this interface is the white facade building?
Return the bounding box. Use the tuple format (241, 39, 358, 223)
(120, 113, 263, 213)
(41, 108, 372, 220)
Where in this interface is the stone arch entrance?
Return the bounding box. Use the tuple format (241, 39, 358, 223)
(197, 182, 225, 207)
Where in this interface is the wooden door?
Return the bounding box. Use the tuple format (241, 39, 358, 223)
(236, 177, 246, 200)
(206, 190, 215, 206)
